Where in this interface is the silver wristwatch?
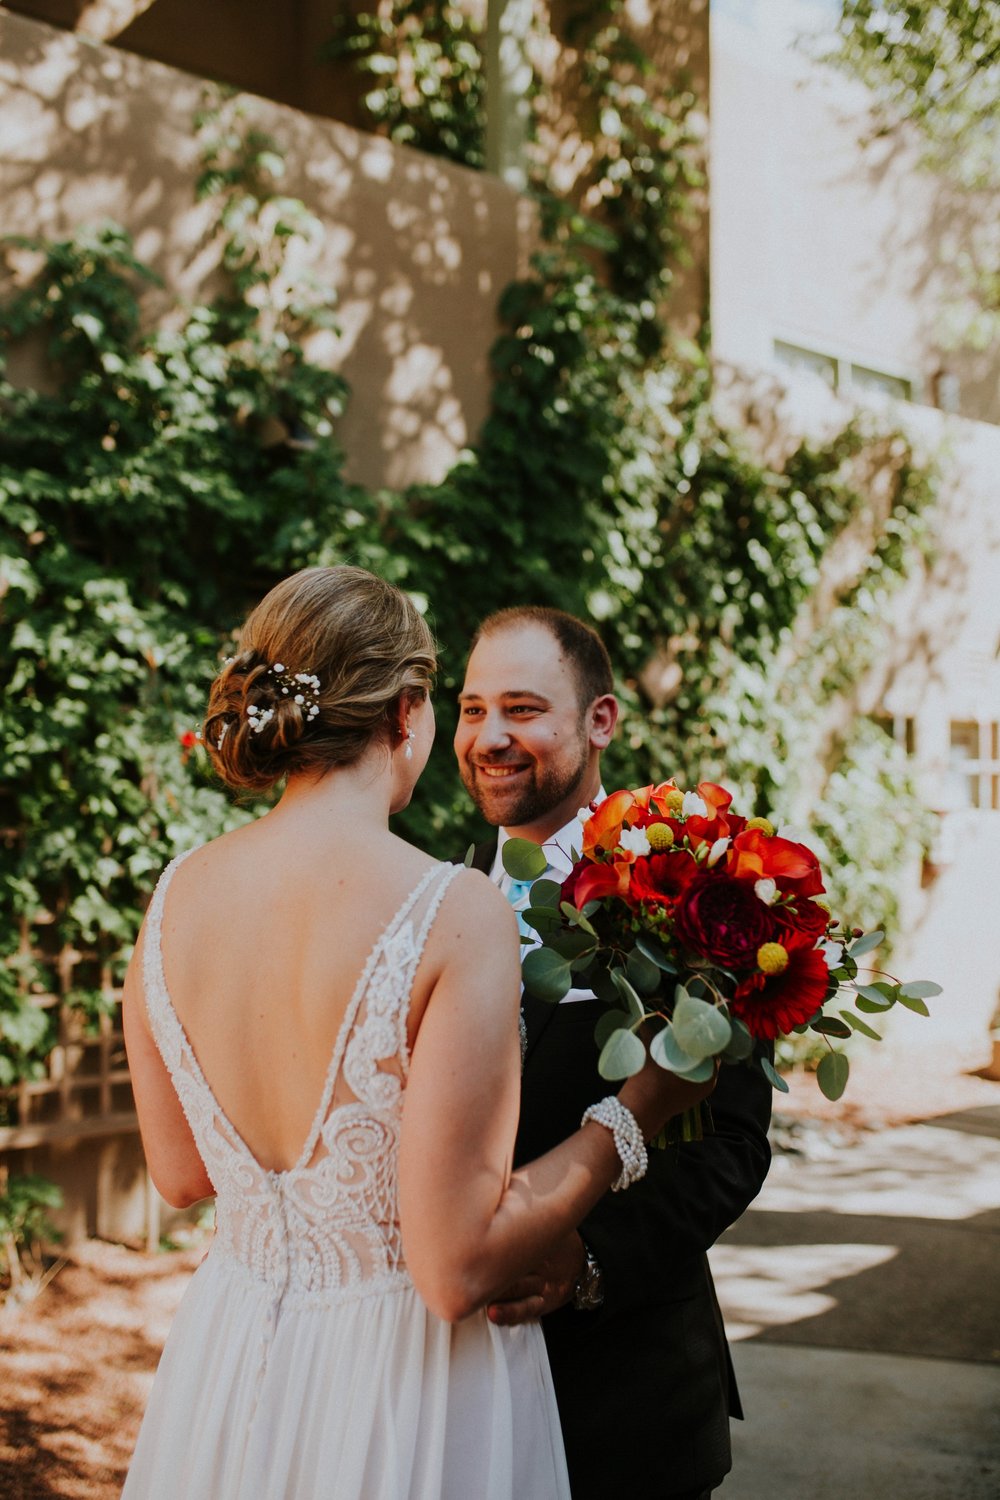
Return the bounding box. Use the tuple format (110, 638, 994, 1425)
(572, 1242, 605, 1311)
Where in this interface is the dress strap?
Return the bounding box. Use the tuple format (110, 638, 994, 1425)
(397, 862, 465, 1078)
(141, 848, 198, 1040)
(291, 861, 459, 1172)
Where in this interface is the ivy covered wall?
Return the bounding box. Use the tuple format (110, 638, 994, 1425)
(0, 3, 936, 1117)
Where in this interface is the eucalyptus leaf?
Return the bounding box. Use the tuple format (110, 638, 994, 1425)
(597, 1027, 646, 1080)
(650, 1023, 711, 1077)
(521, 947, 572, 1004)
(501, 838, 548, 882)
(809, 1015, 852, 1039)
(760, 1056, 790, 1093)
(560, 901, 597, 936)
(848, 930, 884, 958)
(817, 1050, 850, 1101)
(549, 928, 596, 961)
(635, 932, 678, 973)
(896, 991, 931, 1016)
(853, 983, 895, 1010)
(590, 966, 620, 1004)
(594, 1009, 632, 1048)
(672, 993, 732, 1060)
(463, 843, 476, 868)
(626, 946, 662, 996)
(522, 906, 562, 938)
(529, 879, 564, 908)
(898, 980, 942, 1000)
(721, 1015, 754, 1062)
(840, 1009, 882, 1041)
(610, 968, 646, 1022)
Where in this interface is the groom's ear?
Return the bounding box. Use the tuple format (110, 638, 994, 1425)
(587, 694, 619, 749)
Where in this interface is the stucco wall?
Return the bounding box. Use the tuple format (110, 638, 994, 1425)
(0, 7, 532, 491)
(715, 364, 1000, 1075)
(710, 9, 1000, 428)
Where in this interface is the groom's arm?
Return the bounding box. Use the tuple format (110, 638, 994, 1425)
(578, 1046, 772, 1315)
(493, 1020, 772, 1322)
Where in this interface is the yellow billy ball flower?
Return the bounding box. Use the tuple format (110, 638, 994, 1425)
(757, 942, 789, 975)
(663, 789, 685, 814)
(646, 822, 675, 851)
(746, 816, 775, 837)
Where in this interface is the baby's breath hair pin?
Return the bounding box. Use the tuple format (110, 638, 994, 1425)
(246, 705, 275, 734)
(268, 662, 322, 721)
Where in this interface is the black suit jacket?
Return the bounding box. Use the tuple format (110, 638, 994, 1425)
(469, 840, 773, 1500)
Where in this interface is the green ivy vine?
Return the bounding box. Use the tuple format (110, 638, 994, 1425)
(0, 9, 937, 1103)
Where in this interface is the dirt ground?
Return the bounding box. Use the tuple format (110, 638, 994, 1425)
(2, 1059, 998, 1500)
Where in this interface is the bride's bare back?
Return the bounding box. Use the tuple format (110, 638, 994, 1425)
(148, 813, 442, 1172)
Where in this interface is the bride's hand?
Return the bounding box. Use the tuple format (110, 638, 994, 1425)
(617, 1045, 719, 1141)
(486, 1231, 586, 1326)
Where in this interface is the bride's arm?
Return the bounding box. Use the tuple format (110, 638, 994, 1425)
(123, 926, 216, 1209)
(398, 872, 711, 1322)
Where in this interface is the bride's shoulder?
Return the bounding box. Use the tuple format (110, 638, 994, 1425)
(433, 863, 515, 931)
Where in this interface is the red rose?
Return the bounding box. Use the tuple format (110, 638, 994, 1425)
(731, 932, 830, 1039)
(179, 730, 198, 749)
(672, 872, 773, 967)
(626, 851, 698, 909)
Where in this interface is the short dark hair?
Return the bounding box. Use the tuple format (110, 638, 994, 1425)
(470, 606, 614, 712)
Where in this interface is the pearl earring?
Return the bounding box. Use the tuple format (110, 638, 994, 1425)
(404, 726, 415, 760)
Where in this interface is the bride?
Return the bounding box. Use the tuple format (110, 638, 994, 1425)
(121, 565, 712, 1499)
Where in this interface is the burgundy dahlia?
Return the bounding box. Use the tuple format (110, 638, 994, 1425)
(672, 872, 773, 968)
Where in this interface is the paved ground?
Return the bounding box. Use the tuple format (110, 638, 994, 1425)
(2, 1060, 998, 1498)
(709, 1101, 1000, 1499)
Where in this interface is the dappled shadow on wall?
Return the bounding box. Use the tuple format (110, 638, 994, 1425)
(0, 8, 531, 492)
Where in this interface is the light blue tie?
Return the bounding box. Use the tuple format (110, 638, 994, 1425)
(504, 876, 536, 939)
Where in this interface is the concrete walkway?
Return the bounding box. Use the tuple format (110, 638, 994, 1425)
(708, 1104, 1000, 1499)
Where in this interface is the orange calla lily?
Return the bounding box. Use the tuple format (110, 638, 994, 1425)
(727, 828, 825, 896)
(582, 788, 640, 856)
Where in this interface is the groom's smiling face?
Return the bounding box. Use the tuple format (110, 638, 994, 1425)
(455, 622, 597, 842)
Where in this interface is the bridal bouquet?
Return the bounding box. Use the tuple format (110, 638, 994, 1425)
(503, 780, 939, 1101)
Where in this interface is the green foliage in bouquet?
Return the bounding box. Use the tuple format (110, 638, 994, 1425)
(501, 782, 940, 1103)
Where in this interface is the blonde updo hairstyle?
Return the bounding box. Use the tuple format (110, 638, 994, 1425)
(204, 566, 435, 793)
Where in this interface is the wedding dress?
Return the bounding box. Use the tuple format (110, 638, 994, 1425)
(123, 855, 570, 1499)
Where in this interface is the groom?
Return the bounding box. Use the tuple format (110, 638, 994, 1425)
(455, 606, 773, 1500)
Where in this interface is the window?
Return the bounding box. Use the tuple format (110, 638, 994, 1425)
(773, 340, 913, 404)
(850, 363, 912, 401)
(948, 720, 1000, 811)
(871, 714, 916, 755)
(774, 340, 838, 390)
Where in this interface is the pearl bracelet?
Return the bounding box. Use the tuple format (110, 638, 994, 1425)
(581, 1096, 649, 1192)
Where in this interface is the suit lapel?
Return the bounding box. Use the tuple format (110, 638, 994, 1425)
(471, 839, 562, 1066)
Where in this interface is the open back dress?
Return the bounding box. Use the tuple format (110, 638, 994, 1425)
(122, 854, 570, 1500)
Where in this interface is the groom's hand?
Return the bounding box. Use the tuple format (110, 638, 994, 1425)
(486, 1231, 586, 1326)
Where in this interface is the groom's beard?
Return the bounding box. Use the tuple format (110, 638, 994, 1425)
(460, 735, 590, 831)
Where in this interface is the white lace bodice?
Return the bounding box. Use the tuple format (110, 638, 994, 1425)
(142, 855, 462, 1307)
